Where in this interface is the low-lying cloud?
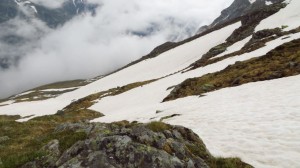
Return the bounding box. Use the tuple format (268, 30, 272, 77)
(0, 0, 233, 99)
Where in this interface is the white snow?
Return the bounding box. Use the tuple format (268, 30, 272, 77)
(265, 1, 273, 5)
(23, 1, 31, 5)
(14, 90, 35, 97)
(73, 0, 76, 7)
(256, 0, 300, 31)
(213, 36, 252, 59)
(248, 0, 256, 4)
(163, 75, 300, 168)
(0, 22, 242, 118)
(39, 87, 79, 92)
(30, 5, 38, 13)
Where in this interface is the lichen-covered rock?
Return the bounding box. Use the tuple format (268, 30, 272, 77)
(22, 121, 252, 168)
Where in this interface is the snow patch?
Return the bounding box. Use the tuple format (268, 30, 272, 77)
(39, 87, 79, 92)
(256, 0, 300, 31)
(30, 5, 38, 13)
(265, 1, 273, 5)
(248, 0, 256, 4)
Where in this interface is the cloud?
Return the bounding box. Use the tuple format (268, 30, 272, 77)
(0, 0, 233, 99)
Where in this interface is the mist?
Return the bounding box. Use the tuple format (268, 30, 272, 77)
(0, 0, 233, 99)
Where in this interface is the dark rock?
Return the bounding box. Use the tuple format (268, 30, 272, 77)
(21, 122, 252, 168)
(198, 0, 285, 33)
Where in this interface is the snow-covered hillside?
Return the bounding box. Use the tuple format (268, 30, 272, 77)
(1, 0, 300, 167)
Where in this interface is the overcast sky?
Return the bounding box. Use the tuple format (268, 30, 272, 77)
(0, 0, 234, 99)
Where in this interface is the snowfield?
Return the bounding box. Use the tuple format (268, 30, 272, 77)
(161, 75, 300, 168)
(1, 1, 300, 167)
(256, 0, 300, 31)
(0, 22, 241, 119)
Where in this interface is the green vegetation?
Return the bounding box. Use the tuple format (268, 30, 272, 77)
(211, 157, 253, 168)
(13, 90, 77, 103)
(0, 79, 91, 104)
(164, 38, 300, 101)
(186, 138, 251, 168)
(146, 121, 171, 132)
(0, 107, 100, 168)
(34, 79, 88, 90)
(281, 25, 289, 29)
(159, 114, 181, 121)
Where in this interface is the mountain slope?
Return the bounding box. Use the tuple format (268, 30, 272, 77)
(0, 0, 300, 167)
(197, 0, 285, 34)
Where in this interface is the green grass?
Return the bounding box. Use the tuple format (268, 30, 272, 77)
(0, 106, 100, 168)
(34, 79, 88, 90)
(159, 114, 181, 121)
(281, 25, 289, 29)
(211, 157, 253, 168)
(186, 142, 252, 168)
(146, 121, 171, 132)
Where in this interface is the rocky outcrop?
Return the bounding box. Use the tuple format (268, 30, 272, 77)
(22, 121, 252, 168)
(189, 2, 286, 70)
(197, 0, 285, 34)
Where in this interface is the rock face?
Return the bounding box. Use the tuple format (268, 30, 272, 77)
(22, 122, 252, 168)
(0, 0, 98, 27)
(197, 0, 284, 34)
